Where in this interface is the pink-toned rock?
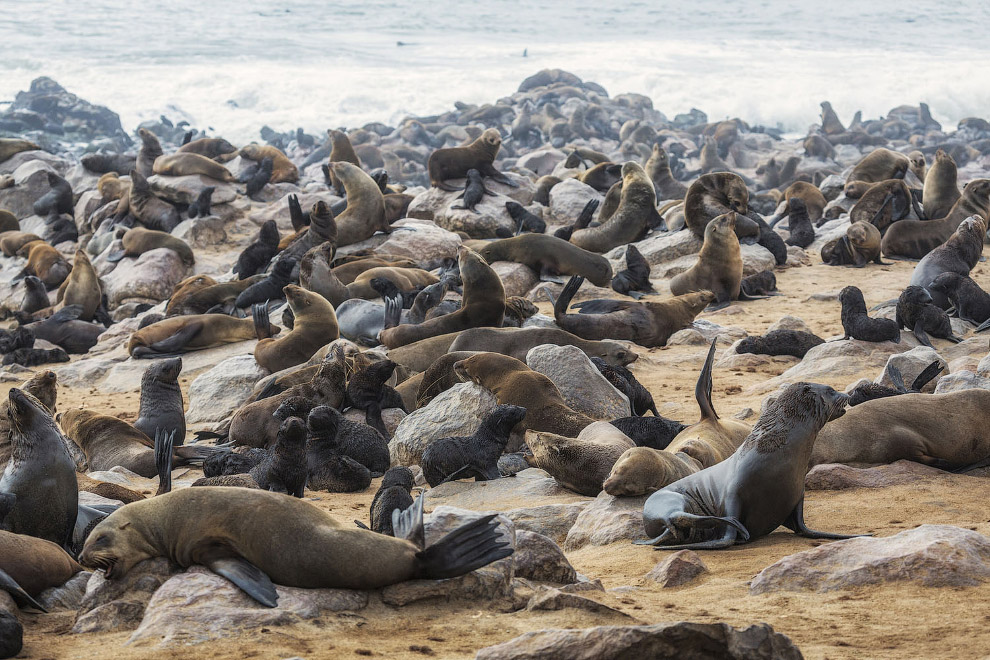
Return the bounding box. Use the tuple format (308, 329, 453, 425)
(805, 460, 946, 490)
(645, 550, 709, 587)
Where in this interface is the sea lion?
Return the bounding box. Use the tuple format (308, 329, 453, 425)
(163, 275, 217, 315)
(637, 382, 857, 549)
(128, 170, 181, 233)
(736, 330, 824, 359)
(664, 342, 751, 469)
(109, 226, 195, 268)
(152, 153, 235, 182)
(346, 266, 438, 300)
(669, 212, 745, 308)
(553, 275, 713, 348)
(683, 173, 759, 239)
(804, 134, 835, 160)
(645, 144, 688, 201)
(0, 371, 57, 467)
(838, 286, 901, 342)
(23, 306, 104, 354)
(576, 162, 622, 192)
(610, 244, 652, 298)
(478, 233, 612, 287)
(930, 273, 990, 326)
(343, 359, 403, 437)
(778, 181, 827, 227)
(844, 148, 910, 197)
(821, 221, 885, 267)
(177, 137, 237, 160)
(909, 215, 985, 308)
(427, 128, 515, 191)
(32, 171, 73, 217)
(369, 467, 415, 536)
(329, 162, 391, 247)
(79, 488, 512, 607)
(0, 389, 77, 547)
(255, 285, 340, 373)
(135, 128, 163, 177)
(134, 357, 185, 444)
(128, 313, 271, 358)
(331, 256, 417, 284)
(300, 242, 348, 306)
(19, 241, 70, 289)
(277, 200, 338, 270)
(0, 138, 40, 164)
(379, 246, 504, 349)
(820, 101, 845, 135)
(603, 447, 702, 497)
(0, 530, 81, 610)
(2, 347, 68, 367)
(447, 326, 638, 367)
(922, 149, 961, 220)
(449, 169, 493, 212)
(249, 418, 308, 497)
(908, 150, 926, 182)
(454, 353, 594, 437)
(234, 260, 294, 309)
(570, 162, 658, 253)
(238, 144, 298, 183)
(524, 422, 634, 496)
(421, 405, 527, 486)
(234, 220, 280, 279)
(849, 179, 921, 233)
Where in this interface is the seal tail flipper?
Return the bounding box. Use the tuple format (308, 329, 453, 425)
(205, 556, 278, 608)
(252, 303, 273, 340)
(253, 379, 286, 401)
(574, 199, 599, 230)
(392, 493, 426, 550)
(911, 360, 944, 391)
(696, 339, 719, 421)
(887, 365, 907, 393)
(952, 456, 990, 474)
(0, 567, 48, 613)
(288, 194, 305, 233)
(553, 275, 584, 319)
(414, 514, 513, 580)
(174, 444, 221, 466)
(976, 317, 990, 333)
(632, 529, 673, 546)
(155, 429, 174, 496)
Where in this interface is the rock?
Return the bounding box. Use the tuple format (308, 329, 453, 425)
(548, 178, 603, 224)
(768, 315, 812, 334)
(426, 468, 587, 514)
(0, 597, 21, 659)
(977, 353, 990, 377)
(525, 344, 630, 420)
(98, 340, 260, 394)
(38, 571, 92, 611)
(54, 358, 118, 387)
(6, 77, 124, 140)
(147, 174, 237, 206)
(668, 320, 748, 347)
(878, 346, 946, 393)
(491, 261, 539, 298)
(653, 242, 774, 280)
(606, 230, 702, 268)
(474, 622, 802, 660)
(564, 491, 646, 550)
(372, 218, 462, 269)
(389, 382, 497, 466)
(0, 158, 57, 219)
(74, 189, 104, 233)
(935, 370, 990, 393)
(186, 355, 270, 423)
(645, 550, 709, 587)
(752, 339, 908, 394)
(0, 149, 70, 176)
(819, 174, 846, 201)
(171, 215, 227, 247)
(504, 502, 588, 544)
(739, 243, 777, 275)
(808, 217, 851, 254)
(805, 461, 948, 490)
(127, 568, 368, 646)
(716, 342, 799, 370)
(525, 586, 629, 616)
(522, 313, 556, 328)
(513, 530, 578, 584)
(516, 148, 566, 176)
(101, 248, 188, 308)
(415, 186, 517, 238)
(751, 524, 990, 594)
(72, 558, 180, 633)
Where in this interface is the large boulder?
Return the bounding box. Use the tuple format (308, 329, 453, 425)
(605, 230, 702, 268)
(548, 178, 602, 225)
(372, 218, 462, 269)
(248, 191, 341, 231)
(491, 261, 539, 299)
(877, 346, 947, 393)
(148, 174, 237, 206)
(645, 550, 709, 588)
(564, 491, 647, 550)
(935, 370, 990, 393)
(751, 339, 908, 394)
(6, 76, 124, 140)
(186, 355, 270, 423)
(72, 558, 181, 634)
(525, 344, 630, 420)
(101, 248, 188, 308)
(171, 215, 227, 248)
(0, 158, 57, 219)
(805, 461, 948, 490)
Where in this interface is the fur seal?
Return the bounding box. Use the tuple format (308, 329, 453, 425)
(327, 130, 361, 196)
(603, 447, 702, 497)
(109, 226, 194, 267)
(454, 352, 594, 437)
(553, 275, 713, 348)
(242, 157, 273, 200)
(32, 171, 73, 217)
(610, 416, 687, 451)
(922, 149, 961, 220)
(504, 201, 546, 234)
(128, 170, 181, 232)
(177, 137, 237, 160)
(478, 233, 612, 286)
(0, 389, 77, 547)
(844, 148, 910, 197)
(611, 244, 652, 298)
(447, 326, 637, 367)
(0, 530, 81, 611)
(306, 405, 389, 478)
(238, 144, 298, 183)
(23, 306, 104, 354)
(930, 273, 990, 326)
(783, 198, 815, 248)
(838, 286, 901, 342)
(669, 212, 745, 308)
(19, 241, 70, 289)
(134, 357, 185, 444)
(847, 362, 942, 407)
(152, 153, 235, 182)
(369, 467, 415, 536)
(645, 144, 688, 201)
(0, 138, 40, 164)
(570, 162, 658, 253)
(234, 260, 294, 309)
(421, 405, 526, 486)
(343, 359, 403, 437)
(330, 162, 390, 247)
(3, 348, 68, 367)
(52, 249, 101, 321)
(187, 185, 215, 218)
(128, 313, 271, 358)
(79, 488, 512, 606)
(135, 128, 163, 176)
(849, 179, 921, 233)
(821, 221, 885, 267)
(346, 266, 438, 300)
(379, 246, 504, 349)
(590, 358, 657, 416)
(524, 422, 634, 496)
(637, 382, 857, 549)
(167, 276, 263, 316)
(450, 169, 493, 212)
(0, 232, 42, 257)
(740, 270, 777, 297)
(234, 220, 280, 279)
(576, 162, 622, 192)
(427, 128, 515, 190)
(896, 285, 961, 347)
(254, 285, 340, 373)
(249, 418, 308, 497)
(0, 210, 18, 234)
(736, 330, 824, 359)
(684, 173, 759, 239)
(0, 371, 57, 467)
(909, 215, 985, 308)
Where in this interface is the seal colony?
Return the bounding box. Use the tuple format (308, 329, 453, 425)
(1, 70, 990, 658)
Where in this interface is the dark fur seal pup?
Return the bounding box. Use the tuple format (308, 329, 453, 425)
(553, 199, 598, 242)
(234, 220, 280, 280)
(896, 286, 961, 347)
(369, 467, 415, 536)
(20, 276, 49, 314)
(450, 169, 492, 213)
(0, 327, 34, 354)
(234, 259, 294, 307)
(754, 214, 788, 266)
(929, 273, 990, 326)
(242, 157, 274, 200)
(909, 215, 985, 309)
(735, 330, 824, 359)
(0, 389, 77, 547)
(590, 357, 657, 416)
(783, 198, 815, 248)
(32, 171, 73, 217)
(128, 170, 181, 233)
(186, 185, 215, 218)
(505, 201, 546, 234)
(81, 489, 512, 608)
(838, 286, 901, 342)
(24, 305, 104, 354)
(554, 275, 713, 348)
(134, 357, 185, 446)
(428, 127, 516, 190)
(344, 359, 402, 438)
(684, 172, 759, 240)
(610, 416, 687, 451)
(847, 362, 943, 407)
(204, 448, 266, 477)
(1, 347, 68, 367)
(421, 405, 527, 487)
(478, 233, 612, 287)
(740, 270, 777, 297)
(249, 418, 308, 497)
(821, 222, 886, 267)
(307, 405, 389, 477)
(610, 245, 652, 298)
(636, 382, 860, 549)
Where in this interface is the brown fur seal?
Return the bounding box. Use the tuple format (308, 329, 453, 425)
(327, 129, 361, 195)
(0, 371, 57, 467)
(385, 332, 461, 373)
(128, 313, 272, 358)
(152, 153, 235, 182)
(109, 226, 194, 267)
(881, 179, 990, 259)
(0, 530, 81, 609)
(478, 234, 612, 286)
(778, 181, 826, 226)
(177, 137, 237, 160)
(849, 179, 921, 233)
(454, 352, 594, 437)
(844, 148, 910, 197)
(448, 326, 638, 367)
(56, 250, 101, 321)
(684, 172, 759, 239)
(167, 276, 264, 316)
(524, 422, 634, 496)
(135, 128, 162, 176)
(603, 447, 702, 497)
(330, 162, 390, 246)
(0, 210, 18, 234)
(820, 101, 845, 135)
(379, 246, 504, 349)
(664, 342, 751, 469)
(576, 162, 622, 192)
(552, 275, 713, 348)
(164, 275, 217, 315)
(908, 150, 926, 182)
(427, 128, 513, 191)
(637, 382, 858, 549)
(810, 389, 990, 470)
(345, 266, 438, 300)
(128, 170, 181, 232)
(922, 149, 961, 220)
(0, 232, 42, 257)
(300, 242, 348, 306)
(238, 144, 298, 183)
(670, 212, 745, 308)
(254, 285, 339, 372)
(332, 257, 418, 285)
(645, 145, 688, 200)
(0, 138, 40, 163)
(909, 216, 986, 308)
(19, 241, 70, 289)
(571, 162, 658, 253)
(821, 221, 885, 267)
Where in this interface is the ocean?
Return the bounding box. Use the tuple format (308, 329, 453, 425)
(3, 0, 989, 143)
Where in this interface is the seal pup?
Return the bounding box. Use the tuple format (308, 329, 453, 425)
(477, 233, 612, 287)
(238, 143, 298, 183)
(421, 405, 526, 487)
(838, 286, 901, 342)
(611, 245, 652, 298)
(32, 171, 73, 217)
(505, 201, 546, 234)
(896, 285, 961, 347)
(242, 157, 273, 199)
(590, 357, 657, 416)
(821, 222, 885, 267)
(735, 330, 824, 359)
(683, 172, 759, 240)
(0, 389, 77, 547)
(524, 422, 634, 496)
(369, 467, 415, 536)
(0, 328, 34, 356)
(2, 348, 68, 367)
(603, 447, 702, 497)
(234, 259, 294, 308)
(306, 405, 389, 478)
(783, 198, 815, 248)
(553, 275, 713, 348)
(449, 169, 493, 212)
(249, 418, 308, 497)
(128, 170, 181, 233)
(570, 162, 659, 253)
(20, 276, 48, 314)
(134, 357, 185, 445)
(922, 149, 960, 220)
(610, 416, 687, 451)
(637, 382, 858, 549)
(186, 185, 214, 218)
(847, 362, 943, 407)
(254, 285, 340, 373)
(80, 489, 512, 606)
(909, 215, 985, 308)
(344, 359, 402, 438)
(740, 270, 777, 297)
(930, 273, 990, 327)
(552, 199, 598, 242)
(428, 128, 516, 190)
(669, 212, 746, 309)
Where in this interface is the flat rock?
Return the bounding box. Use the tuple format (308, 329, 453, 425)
(564, 491, 647, 550)
(606, 230, 702, 268)
(72, 558, 180, 634)
(417, 187, 517, 239)
(751, 339, 908, 394)
(645, 550, 709, 588)
(147, 174, 237, 205)
(526, 344, 630, 420)
(525, 587, 629, 616)
(98, 341, 259, 393)
(750, 524, 990, 594)
(934, 370, 990, 394)
(186, 355, 270, 423)
(101, 248, 188, 308)
(805, 461, 948, 490)
(248, 191, 341, 231)
(669, 320, 748, 347)
(54, 357, 119, 387)
(515, 148, 566, 176)
(426, 468, 587, 512)
(513, 530, 578, 584)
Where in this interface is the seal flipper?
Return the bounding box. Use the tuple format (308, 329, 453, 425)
(252, 304, 273, 340)
(911, 320, 934, 348)
(392, 493, 426, 549)
(976, 317, 990, 333)
(911, 361, 944, 391)
(574, 199, 598, 230)
(887, 366, 907, 393)
(155, 429, 174, 496)
(783, 498, 870, 539)
(288, 194, 306, 233)
(144, 322, 203, 355)
(382, 293, 403, 330)
(696, 340, 719, 421)
(205, 556, 278, 608)
(553, 275, 584, 318)
(648, 525, 741, 551)
(572, 299, 634, 314)
(0, 567, 48, 613)
(364, 403, 388, 439)
(870, 192, 895, 228)
(413, 514, 513, 580)
(50, 304, 83, 323)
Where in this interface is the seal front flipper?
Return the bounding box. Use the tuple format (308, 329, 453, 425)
(155, 429, 175, 496)
(649, 526, 741, 551)
(538, 266, 567, 284)
(0, 567, 48, 613)
(911, 320, 934, 348)
(911, 361, 944, 391)
(393, 493, 427, 549)
(204, 556, 279, 608)
(783, 498, 870, 539)
(146, 322, 204, 355)
(288, 193, 306, 233)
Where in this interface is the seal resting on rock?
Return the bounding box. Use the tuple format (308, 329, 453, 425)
(421, 404, 527, 487)
(254, 285, 339, 373)
(0, 530, 82, 613)
(524, 422, 634, 496)
(570, 162, 659, 253)
(427, 127, 515, 191)
(735, 330, 824, 359)
(838, 286, 901, 342)
(895, 285, 961, 347)
(477, 234, 612, 287)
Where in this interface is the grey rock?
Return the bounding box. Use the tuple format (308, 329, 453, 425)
(72, 558, 180, 633)
(805, 461, 948, 490)
(548, 178, 603, 225)
(101, 247, 189, 308)
(0, 158, 57, 219)
(768, 315, 813, 334)
(878, 346, 946, 393)
(564, 491, 647, 550)
(645, 550, 709, 587)
(513, 530, 577, 584)
(38, 571, 92, 611)
(147, 174, 237, 206)
(186, 355, 270, 423)
(491, 261, 539, 299)
(426, 468, 587, 513)
(504, 502, 588, 544)
(526, 344, 630, 420)
(171, 215, 227, 248)
(372, 218, 462, 269)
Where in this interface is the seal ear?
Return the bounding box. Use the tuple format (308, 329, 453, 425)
(118, 521, 131, 530)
